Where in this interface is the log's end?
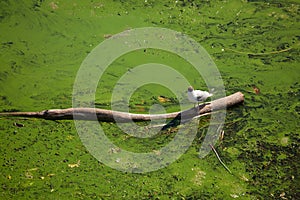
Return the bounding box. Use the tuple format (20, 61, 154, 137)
(231, 91, 245, 104)
(206, 92, 244, 112)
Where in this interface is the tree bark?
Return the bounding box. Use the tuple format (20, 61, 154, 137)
(0, 92, 244, 122)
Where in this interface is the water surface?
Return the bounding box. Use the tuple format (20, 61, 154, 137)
(0, 0, 299, 199)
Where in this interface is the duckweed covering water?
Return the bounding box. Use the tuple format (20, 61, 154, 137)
(0, 0, 299, 199)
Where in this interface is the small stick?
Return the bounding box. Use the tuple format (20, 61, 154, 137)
(224, 43, 297, 56)
(209, 144, 232, 174)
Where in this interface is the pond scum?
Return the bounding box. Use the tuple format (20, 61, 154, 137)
(0, 0, 299, 199)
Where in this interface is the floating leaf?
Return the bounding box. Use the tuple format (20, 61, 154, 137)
(157, 96, 170, 103)
(252, 86, 260, 94)
(68, 160, 80, 168)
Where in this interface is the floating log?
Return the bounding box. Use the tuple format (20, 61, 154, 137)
(0, 92, 244, 122)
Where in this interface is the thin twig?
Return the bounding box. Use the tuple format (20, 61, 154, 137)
(209, 144, 232, 174)
(224, 46, 293, 56)
(224, 41, 299, 56)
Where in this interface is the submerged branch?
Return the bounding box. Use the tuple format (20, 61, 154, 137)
(209, 144, 232, 174)
(0, 92, 244, 122)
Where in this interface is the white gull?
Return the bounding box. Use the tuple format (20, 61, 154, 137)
(187, 86, 213, 107)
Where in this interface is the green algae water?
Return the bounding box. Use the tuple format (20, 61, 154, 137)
(0, 0, 299, 199)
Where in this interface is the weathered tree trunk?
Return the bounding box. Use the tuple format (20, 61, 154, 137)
(0, 92, 244, 122)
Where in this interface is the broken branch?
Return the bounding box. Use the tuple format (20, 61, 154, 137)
(0, 92, 244, 122)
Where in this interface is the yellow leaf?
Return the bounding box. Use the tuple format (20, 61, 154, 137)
(157, 96, 170, 103)
(68, 160, 80, 168)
